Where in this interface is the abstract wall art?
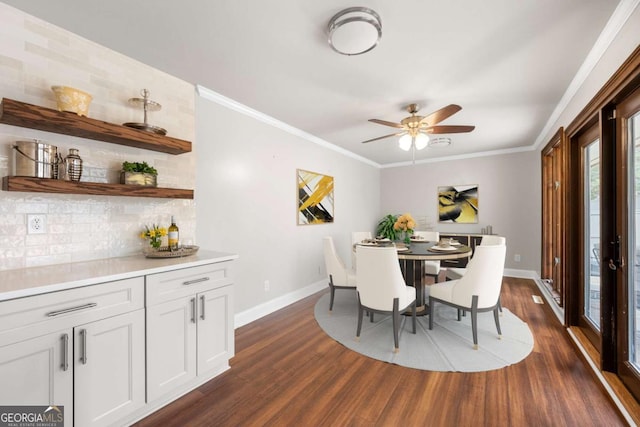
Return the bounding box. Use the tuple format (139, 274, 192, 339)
(438, 185, 478, 223)
(297, 169, 334, 225)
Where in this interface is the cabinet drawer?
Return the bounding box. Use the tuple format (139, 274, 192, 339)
(146, 262, 233, 306)
(0, 277, 144, 345)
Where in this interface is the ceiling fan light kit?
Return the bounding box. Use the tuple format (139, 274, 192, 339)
(327, 7, 381, 56)
(363, 103, 475, 155)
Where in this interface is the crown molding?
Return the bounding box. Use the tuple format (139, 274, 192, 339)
(196, 85, 381, 168)
(532, 0, 640, 150)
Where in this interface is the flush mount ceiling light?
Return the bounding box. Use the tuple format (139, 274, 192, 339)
(429, 137, 452, 147)
(327, 7, 382, 56)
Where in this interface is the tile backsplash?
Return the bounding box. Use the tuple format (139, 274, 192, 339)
(0, 4, 196, 270)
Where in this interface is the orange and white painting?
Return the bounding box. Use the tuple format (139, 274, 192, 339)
(297, 169, 334, 225)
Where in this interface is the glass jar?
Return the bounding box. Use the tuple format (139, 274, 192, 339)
(65, 148, 83, 182)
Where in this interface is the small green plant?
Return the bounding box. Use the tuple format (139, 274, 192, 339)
(122, 161, 158, 176)
(376, 214, 399, 240)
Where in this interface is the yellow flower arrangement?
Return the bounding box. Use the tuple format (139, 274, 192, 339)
(140, 224, 167, 249)
(393, 213, 416, 244)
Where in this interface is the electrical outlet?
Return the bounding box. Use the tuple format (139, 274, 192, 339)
(27, 214, 46, 234)
(264, 280, 270, 291)
(514, 254, 521, 262)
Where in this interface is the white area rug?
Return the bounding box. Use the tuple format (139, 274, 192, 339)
(314, 292, 534, 372)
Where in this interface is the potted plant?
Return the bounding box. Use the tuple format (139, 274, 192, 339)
(376, 214, 399, 240)
(120, 161, 158, 187)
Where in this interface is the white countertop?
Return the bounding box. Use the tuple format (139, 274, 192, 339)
(0, 249, 238, 302)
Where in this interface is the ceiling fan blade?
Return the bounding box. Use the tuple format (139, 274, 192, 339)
(361, 132, 405, 143)
(420, 104, 462, 125)
(368, 118, 404, 129)
(425, 125, 475, 134)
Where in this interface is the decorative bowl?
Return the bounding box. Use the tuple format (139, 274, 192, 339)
(51, 86, 93, 116)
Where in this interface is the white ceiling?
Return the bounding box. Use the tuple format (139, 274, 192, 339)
(2, 0, 624, 165)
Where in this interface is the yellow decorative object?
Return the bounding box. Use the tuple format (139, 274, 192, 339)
(51, 86, 93, 116)
(393, 213, 415, 244)
(140, 224, 167, 249)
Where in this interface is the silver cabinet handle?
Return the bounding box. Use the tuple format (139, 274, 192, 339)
(183, 277, 210, 286)
(200, 295, 205, 320)
(47, 303, 97, 317)
(61, 334, 69, 371)
(190, 298, 197, 323)
(80, 329, 87, 365)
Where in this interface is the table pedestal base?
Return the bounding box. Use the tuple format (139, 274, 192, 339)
(398, 258, 429, 316)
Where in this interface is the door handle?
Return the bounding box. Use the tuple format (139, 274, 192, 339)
(80, 329, 87, 365)
(200, 295, 206, 320)
(61, 334, 69, 371)
(608, 235, 625, 270)
(191, 297, 197, 323)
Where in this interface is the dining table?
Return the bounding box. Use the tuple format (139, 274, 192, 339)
(356, 238, 472, 315)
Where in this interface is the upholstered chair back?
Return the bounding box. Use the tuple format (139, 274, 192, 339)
(323, 237, 353, 288)
(451, 244, 506, 309)
(356, 246, 409, 311)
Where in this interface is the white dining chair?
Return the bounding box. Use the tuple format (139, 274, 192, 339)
(429, 243, 506, 349)
(350, 231, 373, 270)
(323, 236, 357, 312)
(356, 245, 416, 352)
(446, 235, 506, 280)
(413, 230, 441, 281)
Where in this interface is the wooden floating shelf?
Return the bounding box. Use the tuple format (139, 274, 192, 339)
(0, 98, 192, 155)
(2, 176, 194, 199)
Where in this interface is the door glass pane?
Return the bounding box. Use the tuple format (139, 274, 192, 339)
(629, 112, 640, 369)
(584, 140, 601, 329)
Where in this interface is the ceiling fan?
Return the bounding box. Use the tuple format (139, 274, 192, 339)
(363, 103, 475, 151)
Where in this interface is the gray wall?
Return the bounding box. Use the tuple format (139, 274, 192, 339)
(195, 93, 381, 315)
(380, 150, 541, 273)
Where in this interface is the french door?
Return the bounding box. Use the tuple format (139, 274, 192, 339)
(578, 123, 602, 349)
(616, 86, 640, 398)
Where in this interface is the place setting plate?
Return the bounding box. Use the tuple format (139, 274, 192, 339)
(428, 245, 459, 252)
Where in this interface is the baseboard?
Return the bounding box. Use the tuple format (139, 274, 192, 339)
(503, 268, 538, 279)
(235, 279, 327, 328)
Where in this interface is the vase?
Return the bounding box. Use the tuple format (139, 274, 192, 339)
(65, 148, 83, 182)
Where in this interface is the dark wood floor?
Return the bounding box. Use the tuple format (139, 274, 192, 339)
(135, 277, 628, 427)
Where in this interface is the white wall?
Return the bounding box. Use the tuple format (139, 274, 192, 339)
(539, 4, 640, 144)
(195, 93, 381, 314)
(0, 3, 197, 270)
(381, 150, 541, 272)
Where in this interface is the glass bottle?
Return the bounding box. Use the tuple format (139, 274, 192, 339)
(168, 215, 179, 250)
(65, 148, 83, 182)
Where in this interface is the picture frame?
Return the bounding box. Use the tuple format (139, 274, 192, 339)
(297, 169, 334, 225)
(438, 185, 478, 223)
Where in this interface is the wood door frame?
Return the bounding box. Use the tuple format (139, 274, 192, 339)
(541, 127, 567, 309)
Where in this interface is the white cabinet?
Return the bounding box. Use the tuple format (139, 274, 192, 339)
(0, 329, 73, 418)
(74, 309, 146, 427)
(146, 262, 234, 402)
(0, 277, 145, 427)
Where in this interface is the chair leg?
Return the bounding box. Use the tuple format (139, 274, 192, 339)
(370, 312, 374, 322)
(457, 308, 462, 321)
(412, 300, 417, 334)
(356, 292, 363, 340)
(493, 307, 502, 339)
(428, 296, 434, 330)
(392, 298, 400, 352)
(328, 275, 335, 312)
(471, 295, 479, 350)
(498, 297, 503, 314)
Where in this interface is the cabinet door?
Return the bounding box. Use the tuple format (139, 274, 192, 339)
(146, 296, 197, 402)
(74, 309, 145, 427)
(197, 286, 234, 374)
(0, 331, 73, 425)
